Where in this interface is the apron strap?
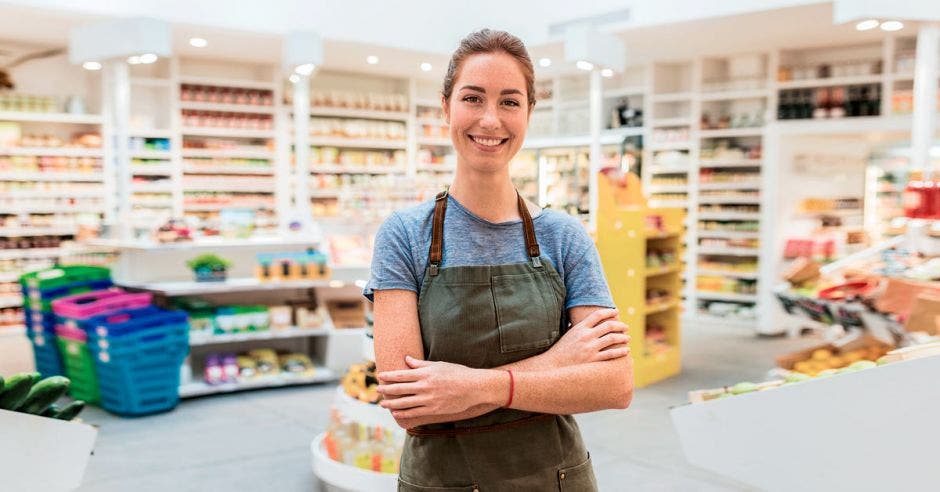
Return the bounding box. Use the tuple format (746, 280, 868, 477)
(428, 189, 448, 276)
(517, 192, 542, 268)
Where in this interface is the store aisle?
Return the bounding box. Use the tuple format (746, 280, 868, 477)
(76, 323, 816, 492)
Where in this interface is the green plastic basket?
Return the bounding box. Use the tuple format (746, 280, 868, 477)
(56, 337, 101, 404)
(24, 283, 104, 313)
(20, 266, 110, 292)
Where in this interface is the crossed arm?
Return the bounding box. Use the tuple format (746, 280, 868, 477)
(372, 289, 635, 430)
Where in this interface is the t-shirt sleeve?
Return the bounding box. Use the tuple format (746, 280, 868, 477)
(362, 212, 419, 302)
(562, 222, 616, 310)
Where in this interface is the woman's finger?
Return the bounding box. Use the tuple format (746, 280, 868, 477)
(595, 346, 631, 361)
(376, 382, 424, 396)
(593, 320, 626, 337)
(377, 369, 424, 383)
(380, 395, 426, 411)
(574, 308, 619, 330)
(594, 333, 630, 350)
(392, 407, 432, 420)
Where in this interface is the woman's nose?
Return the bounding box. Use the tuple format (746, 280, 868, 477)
(479, 103, 500, 129)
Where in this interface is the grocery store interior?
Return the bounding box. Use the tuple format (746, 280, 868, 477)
(1, 1, 939, 491)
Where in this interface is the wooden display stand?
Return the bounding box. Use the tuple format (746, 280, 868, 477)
(596, 172, 684, 388)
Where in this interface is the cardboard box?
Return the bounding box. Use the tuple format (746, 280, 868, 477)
(905, 293, 940, 335)
(326, 299, 366, 329)
(0, 409, 98, 491)
(775, 333, 892, 371)
(671, 354, 940, 491)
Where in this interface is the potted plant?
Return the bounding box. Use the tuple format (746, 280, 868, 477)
(186, 254, 232, 282)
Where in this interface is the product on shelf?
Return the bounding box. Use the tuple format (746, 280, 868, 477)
(180, 84, 274, 106)
(310, 147, 406, 167)
(256, 250, 331, 281)
(699, 169, 761, 184)
(0, 93, 62, 113)
(129, 137, 170, 151)
(608, 98, 643, 129)
(182, 138, 273, 152)
(700, 109, 764, 130)
(699, 220, 760, 233)
(697, 276, 757, 295)
(777, 59, 881, 81)
(777, 84, 881, 120)
(644, 323, 671, 357)
(646, 248, 677, 268)
(652, 127, 689, 144)
(202, 349, 316, 384)
(309, 90, 408, 112)
(699, 140, 762, 161)
(309, 118, 407, 141)
(181, 110, 273, 130)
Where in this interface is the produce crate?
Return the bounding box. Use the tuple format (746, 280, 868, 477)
(27, 332, 64, 379)
(19, 265, 110, 292)
(54, 332, 100, 404)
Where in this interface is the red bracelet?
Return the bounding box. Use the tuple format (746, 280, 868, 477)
(504, 370, 514, 408)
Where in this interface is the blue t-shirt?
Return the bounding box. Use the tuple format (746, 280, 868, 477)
(363, 195, 614, 311)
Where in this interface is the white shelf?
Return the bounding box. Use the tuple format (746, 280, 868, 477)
(0, 112, 102, 125)
(650, 141, 692, 151)
(603, 86, 648, 98)
(415, 164, 456, 173)
(129, 129, 174, 139)
(699, 159, 762, 168)
(652, 117, 694, 128)
(700, 89, 769, 101)
(602, 126, 645, 139)
(0, 227, 76, 237)
(647, 184, 689, 193)
(130, 150, 172, 160)
(698, 247, 760, 256)
(178, 76, 276, 91)
(0, 248, 65, 260)
(698, 182, 762, 191)
(648, 199, 690, 208)
(183, 165, 274, 175)
(696, 291, 758, 303)
(181, 127, 275, 139)
(310, 165, 405, 174)
(0, 326, 26, 339)
(414, 97, 441, 107)
(696, 270, 759, 280)
(0, 147, 103, 157)
(179, 101, 276, 114)
(308, 137, 407, 150)
(416, 137, 452, 147)
(309, 107, 410, 121)
(698, 212, 761, 221)
(696, 230, 760, 239)
(0, 273, 21, 283)
(4, 206, 103, 214)
(776, 74, 882, 89)
(179, 368, 336, 398)
(189, 326, 339, 346)
(794, 209, 863, 218)
(698, 196, 761, 205)
(416, 118, 447, 126)
(0, 296, 23, 309)
(182, 182, 274, 193)
(700, 128, 764, 138)
(311, 433, 398, 492)
(120, 277, 343, 296)
(132, 165, 175, 176)
(648, 166, 691, 175)
(131, 183, 174, 193)
(130, 77, 172, 88)
(1, 172, 103, 182)
(652, 92, 694, 102)
(90, 236, 319, 251)
(181, 148, 273, 159)
(184, 203, 274, 211)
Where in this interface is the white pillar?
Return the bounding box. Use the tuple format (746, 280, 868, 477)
(589, 68, 602, 232)
(108, 60, 132, 241)
(911, 22, 939, 171)
(293, 75, 313, 231)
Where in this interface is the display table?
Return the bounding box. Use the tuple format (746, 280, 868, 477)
(311, 433, 397, 492)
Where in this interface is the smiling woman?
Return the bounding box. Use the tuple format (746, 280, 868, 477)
(364, 28, 634, 492)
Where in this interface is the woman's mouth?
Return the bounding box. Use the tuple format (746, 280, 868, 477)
(468, 134, 509, 151)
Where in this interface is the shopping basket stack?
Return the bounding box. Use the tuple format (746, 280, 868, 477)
(52, 292, 190, 416)
(18, 266, 113, 379)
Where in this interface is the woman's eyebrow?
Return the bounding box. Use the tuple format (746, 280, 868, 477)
(459, 85, 524, 96)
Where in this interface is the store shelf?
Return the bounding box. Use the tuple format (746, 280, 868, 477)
(776, 74, 882, 89)
(179, 368, 336, 398)
(0, 326, 26, 339)
(415, 164, 456, 172)
(646, 265, 681, 277)
(0, 296, 23, 309)
(130, 150, 172, 160)
(0, 147, 103, 157)
(0, 111, 102, 125)
(696, 291, 758, 303)
(91, 236, 320, 251)
(179, 101, 277, 114)
(182, 182, 274, 193)
(696, 269, 759, 280)
(0, 227, 76, 237)
(696, 230, 760, 239)
(1, 172, 103, 182)
(700, 128, 764, 138)
(129, 129, 174, 139)
(416, 137, 452, 147)
(647, 184, 689, 193)
(182, 165, 274, 175)
(645, 300, 679, 315)
(699, 159, 762, 168)
(414, 97, 441, 107)
(0, 248, 65, 260)
(698, 212, 762, 221)
(416, 117, 446, 126)
(698, 182, 762, 191)
(309, 107, 410, 121)
(183, 203, 273, 211)
(310, 165, 405, 174)
(308, 137, 407, 150)
(0, 272, 22, 283)
(648, 165, 692, 175)
(181, 148, 274, 159)
(121, 277, 344, 296)
(178, 76, 276, 91)
(132, 165, 175, 176)
(700, 89, 769, 101)
(652, 117, 694, 128)
(311, 433, 398, 492)
(698, 197, 761, 205)
(697, 247, 760, 256)
(648, 200, 690, 208)
(603, 86, 648, 99)
(650, 141, 692, 151)
(646, 230, 681, 240)
(4, 206, 103, 214)
(189, 326, 352, 346)
(794, 209, 863, 218)
(181, 127, 275, 139)
(651, 92, 694, 102)
(132, 183, 174, 193)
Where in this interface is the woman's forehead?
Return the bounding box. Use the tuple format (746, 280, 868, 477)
(455, 53, 527, 91)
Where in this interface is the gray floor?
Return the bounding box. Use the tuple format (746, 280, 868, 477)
(75, 323, 818, 492)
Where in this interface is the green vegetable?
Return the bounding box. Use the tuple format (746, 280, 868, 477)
(16, 376, 70, 415)
(54, 401, 86, 421)
(0, 372, 40, 410)
(41, 404, 59, 418)
(0, 375, 4, 394)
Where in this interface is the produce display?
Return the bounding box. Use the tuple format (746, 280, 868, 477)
(0, 372, 85, 421)
(323, 409, 403, 474)
(201, 349, 317, 385)
(340, 361, 381, 404)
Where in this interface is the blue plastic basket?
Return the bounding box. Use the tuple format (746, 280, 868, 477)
(25, 314, 56, 336)
(28, 332, 64, 379)
(23, 279, 114, 313)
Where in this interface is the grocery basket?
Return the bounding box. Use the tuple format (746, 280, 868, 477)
(54, 324, 100, 403)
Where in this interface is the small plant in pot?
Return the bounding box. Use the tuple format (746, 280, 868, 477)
(187, 254, 232, 282)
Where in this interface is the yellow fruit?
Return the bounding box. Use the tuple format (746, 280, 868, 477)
(793, 361, 812, 374)
(827, 356, 845, 369)
(842, 351, 862, 363)
(811, 349, 833, 361)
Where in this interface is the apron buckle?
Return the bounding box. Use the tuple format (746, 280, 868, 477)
(531, 256, 542, 268)
(429, 264, 439, 276)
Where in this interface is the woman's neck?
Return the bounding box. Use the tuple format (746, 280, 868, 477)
(448, 165, 519, 223)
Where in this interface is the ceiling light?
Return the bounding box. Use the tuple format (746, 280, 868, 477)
(855, 19, 879, 31)
(600, 68, 614, 78)
(576, 60, 594, 71)
(420, 62, 432, 72)
(139, 53, 158, 64)
(127, 55, 141, 65)
(294, 63, 316, 76)
(289, 74, 300, 84)
(82, 61, 102, 71)
(366, 55, 379, 65)
(189, 37, 208, 48)
(538, 57, 551, 68)
(880, 20, 904, 32)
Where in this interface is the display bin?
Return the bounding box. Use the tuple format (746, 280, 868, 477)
(27, 332, 64, 378)
(52, 289, 152, 322)
(19, 265, 111, 292)
(54, 331, 101, 404)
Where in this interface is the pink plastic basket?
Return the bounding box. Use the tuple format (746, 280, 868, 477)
(54, 323, 88, 342)
(52, 289, 153, 320)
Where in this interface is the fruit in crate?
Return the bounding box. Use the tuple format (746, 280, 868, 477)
(790, 346, 888, 376)
(341, 361, 381, 404)
(0, 372, 86, 421)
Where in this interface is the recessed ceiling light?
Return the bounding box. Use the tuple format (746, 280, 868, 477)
(139, 53, 158, 64)
(880, 20, 904, 32)
(420, 62, 432, 72)
(189, 37, 208, 48)
(82, 61, 102, 71)
(538, 57, 552, 68)
(600, 68, 614, 78)
(289, 74, 300, 84)
(127, 55, 141, 65)
(855, 19, 879, 31)
(576, 60, 594, 71)
(294, 63, 316, 76)
(366, 55, 379, 65)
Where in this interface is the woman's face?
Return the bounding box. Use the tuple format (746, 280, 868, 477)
(443, 51, 530, 174)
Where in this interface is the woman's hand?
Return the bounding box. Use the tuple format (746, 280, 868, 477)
(377, 356, 505, 419)
(546, 308, 631, 367)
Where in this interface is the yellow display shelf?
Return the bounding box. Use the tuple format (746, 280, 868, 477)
(596, 171, 684, 388)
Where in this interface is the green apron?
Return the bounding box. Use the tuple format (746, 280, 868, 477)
(398, 190, 598, 492)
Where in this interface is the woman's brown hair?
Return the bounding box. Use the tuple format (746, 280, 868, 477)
(442, 28, 536, 108)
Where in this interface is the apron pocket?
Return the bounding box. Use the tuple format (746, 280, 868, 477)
(492, 272, 560, 353)
(398, 477, 480, 491)
(557, 455, 598, 492)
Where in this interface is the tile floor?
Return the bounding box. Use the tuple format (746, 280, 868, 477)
(75, 322, 817, 492)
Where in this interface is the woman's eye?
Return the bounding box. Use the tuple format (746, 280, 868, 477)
(463, 95, 482, 103)
(502, 99, 520, 107)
